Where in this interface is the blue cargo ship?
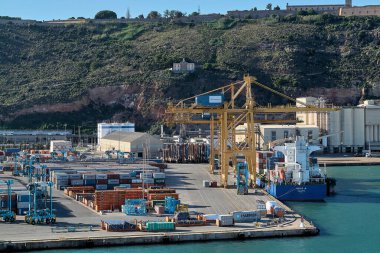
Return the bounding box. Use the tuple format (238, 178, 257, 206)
(265, 136, 327, 201)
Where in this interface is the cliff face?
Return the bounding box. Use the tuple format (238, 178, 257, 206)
(0, 14, 379, 132)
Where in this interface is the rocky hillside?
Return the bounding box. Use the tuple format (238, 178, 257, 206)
(0, 14, 379, 133)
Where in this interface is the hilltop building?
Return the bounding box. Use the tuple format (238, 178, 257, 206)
(339, 5, 380, 17)
(285, 0, 350, 13)
(172, 59, 195, 73)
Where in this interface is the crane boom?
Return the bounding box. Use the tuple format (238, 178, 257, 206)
(165, 75, 338, 187)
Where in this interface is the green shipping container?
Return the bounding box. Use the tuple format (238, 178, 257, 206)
(154, 178, 165, 184)
(146, 222, 175, 231)
(152, 200, 165, 207)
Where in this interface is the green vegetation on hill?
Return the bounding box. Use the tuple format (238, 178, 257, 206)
(0, 14, 379, 132)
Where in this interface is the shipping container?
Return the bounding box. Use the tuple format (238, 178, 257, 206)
(71, 179, 84, 186)
(217, 215, 234, 227)
(146, 222, 175, 232)
(153, 173, 165, 179)
(69, 174, 82, 180)
(119, 173, 131, 179)
(108, 179, 120, 185)
(84, 179, 96, 186)
(96, 174, 108, 180)
(195, 93, 224, 107)
(82, 174, 96, 180)
(96, 184, 108, 190)
(231, 210, 261, 223)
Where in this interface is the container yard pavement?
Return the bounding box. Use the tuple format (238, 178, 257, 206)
(0, 163, 313, 245)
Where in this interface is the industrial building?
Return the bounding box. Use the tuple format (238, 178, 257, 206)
(235, 123, 319, 149)
(297, 98, 380, 153)
(98, 131, 163, 158)
(97, 122, 135, 144)
(0, 130, 70, 145)
(286, 0, 351, 13)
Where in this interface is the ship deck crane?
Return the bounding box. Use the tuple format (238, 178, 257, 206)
(165, 75, 338, 187)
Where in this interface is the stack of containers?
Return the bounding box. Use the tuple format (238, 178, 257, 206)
(16, 191, 30, 215)
(82, 173, 96, 186)
(119, 173, 132, 188)
(256, 151, 274, 174)
(107, 173, 120, 190)
(96, 173, 108, 190)
(69, 174, 83, 186)
(54, 173, 69, 190)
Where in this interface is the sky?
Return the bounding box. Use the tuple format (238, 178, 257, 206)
(0, 0, 379, 21)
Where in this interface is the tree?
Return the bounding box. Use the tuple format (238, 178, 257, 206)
(190, 12, 199, 16)
(138, 14, 144, 19)
(266, 3, 272, 10)
(253, 7, 258, 11)
(274, 5, 280, 10)
(147, 11, 161, 19)
(95, 10, 117, 19)
(163, 9, 170, 18)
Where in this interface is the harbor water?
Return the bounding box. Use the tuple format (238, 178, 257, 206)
(42, 165, 380, 253)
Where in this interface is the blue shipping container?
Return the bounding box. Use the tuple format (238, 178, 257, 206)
(84, 179, 96, 186)
(195, 93, 224, 107)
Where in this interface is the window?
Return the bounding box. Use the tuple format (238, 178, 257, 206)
(284, 131, 289, 139)
(271, 131, 277, 141)
(295, 128, 301, 136)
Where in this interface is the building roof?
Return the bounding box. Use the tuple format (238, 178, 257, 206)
(102, 131, 160, 143)
(260, 124, 319, 129)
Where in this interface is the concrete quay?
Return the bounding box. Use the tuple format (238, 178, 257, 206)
(0, 163, 319, 252)
(318, 156, 380, 166)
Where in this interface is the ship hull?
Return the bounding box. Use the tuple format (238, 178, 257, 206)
(267, 183, 327, 201)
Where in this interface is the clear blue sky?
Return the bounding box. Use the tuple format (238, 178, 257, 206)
(0, 0, 378, 20)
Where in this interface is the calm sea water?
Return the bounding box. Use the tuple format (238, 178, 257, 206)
(41, 166, 380, 253)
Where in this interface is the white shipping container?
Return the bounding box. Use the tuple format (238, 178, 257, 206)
(153, 173, 165, 179)
(218, 215, 234, 226)
(203, 214, 220, 221)
(132, 179, 142, 183)
(141, 172, 153, 178)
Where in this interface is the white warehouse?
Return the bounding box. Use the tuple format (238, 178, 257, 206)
(97, 122, 135, 144)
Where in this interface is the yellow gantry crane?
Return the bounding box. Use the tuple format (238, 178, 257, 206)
(165, 75, 337, 187)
